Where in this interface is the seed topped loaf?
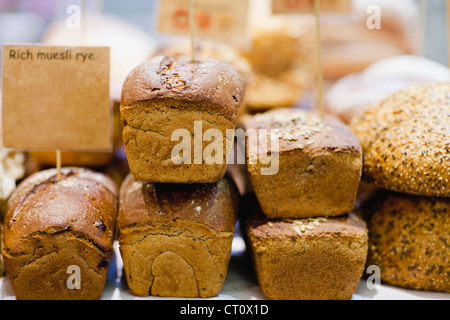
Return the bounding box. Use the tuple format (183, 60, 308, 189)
(118, 173, 238, 298)
(244, 206, 368, 300)
(120, 56, 245, 183)
(366, 191, 450, 292)
(350, 82, 450, 197)
(2, 167, 118, 300)
(241, 108, 362, 218)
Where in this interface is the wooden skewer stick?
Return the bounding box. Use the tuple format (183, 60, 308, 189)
(56, 149, 62, 181)
(314, 0, 324, 120)
(190, 0, 196, 62)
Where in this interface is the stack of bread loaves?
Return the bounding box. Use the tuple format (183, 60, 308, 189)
(351, 83, 450, 293)
(239, 108, 369, 300)
(118, 55, 245, 297)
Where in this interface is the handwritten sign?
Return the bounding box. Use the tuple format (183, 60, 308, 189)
(2, 45, 111, 151)
(272, 0, 352, 14)
(156, 0, 249, 46)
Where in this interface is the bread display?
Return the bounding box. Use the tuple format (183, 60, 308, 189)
(365, 192, 449, 292)
(325, 55, 450, 124)
(244, 205, 368, 300)
(2, 167, 118, 300)
(350, 82, 450, 197)
(118, 173, 238, 298)
(120, 55, 245, 183)
(1, 0, 449, 302)
(241, 108, 362, 218)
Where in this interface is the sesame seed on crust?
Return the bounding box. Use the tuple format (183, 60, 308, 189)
(350, 82, 450, 197)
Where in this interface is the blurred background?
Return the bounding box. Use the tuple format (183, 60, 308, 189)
(0, 0, 447, 65)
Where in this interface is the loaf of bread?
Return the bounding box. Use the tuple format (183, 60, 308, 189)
(120, 56, 245, 183)
(2, 167, 118, 300)
(366, 192, 449, 292)
(118, 173, 238, 298)
(350, 82, 450, 197)
(244, 203, 368, 300)
(241, 108, 362, 218)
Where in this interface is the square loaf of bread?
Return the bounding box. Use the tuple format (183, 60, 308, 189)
(244, 208, 368, 300)
(241, 108, 362, 218)
(120, 56, 245, 183)
(118, 173, 238, 298)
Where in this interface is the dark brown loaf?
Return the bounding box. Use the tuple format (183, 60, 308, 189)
(244, 207, 368, 300)
(2, 167, 118, 300)
(120, 56, 245, 183)
(366, 192, 450, 292)
(241, 108, 362, 218)
(118, 173, 238, 298)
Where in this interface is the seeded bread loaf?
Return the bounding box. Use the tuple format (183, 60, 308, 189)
(118, 173, 238, 298)
(244, 204, 368, 300)
(366, 191, 450, 292)
(2, 167, 118, 300)
(241, 108, 362, 218)
(350, 82, 450, 197)
(120, 56, 245, 183)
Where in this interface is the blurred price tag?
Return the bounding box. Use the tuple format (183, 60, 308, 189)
(272, 0, 352, 14)
(157, 0, 249, 46)
(2, 45, 111, 151)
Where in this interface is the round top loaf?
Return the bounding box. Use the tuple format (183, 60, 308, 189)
(121, 56, 246, 123)
(350, 82, 450, 197)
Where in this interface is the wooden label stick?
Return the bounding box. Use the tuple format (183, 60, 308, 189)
(190, 0, 196, 61)
(314, 0, 324, 120)
(57, 0, 88, 181)
(56, 149, 62, 181)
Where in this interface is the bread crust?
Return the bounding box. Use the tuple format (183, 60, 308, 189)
(350, 82, 450, 197)
(121, 56, 245, 123)
(2, 167, 118, 300)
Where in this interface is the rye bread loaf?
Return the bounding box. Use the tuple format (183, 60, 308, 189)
(118, 173, 238, 298)
(120, 56, 245, 183)
(243, 202, 368, 300)
(2, 167, 118, 300)
(241, 108, 362, 218)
